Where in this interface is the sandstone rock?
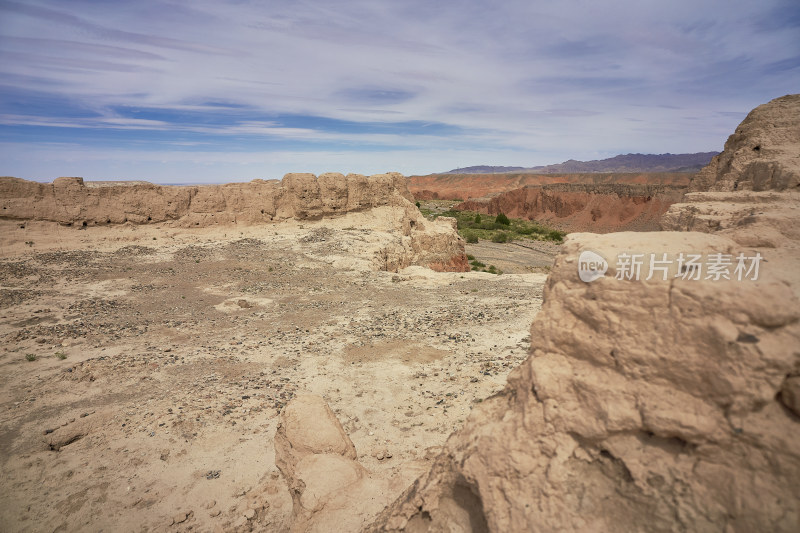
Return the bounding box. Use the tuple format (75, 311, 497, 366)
(780, 376, 800, 417)
(690, 94, 800, 192)
(274, 395, 408, 533)
(369, 231, 800, 532)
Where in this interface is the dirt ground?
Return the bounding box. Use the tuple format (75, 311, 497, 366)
(0, 214, 553, 532)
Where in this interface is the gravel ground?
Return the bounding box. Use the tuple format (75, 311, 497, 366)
(0, 217, 551, 532)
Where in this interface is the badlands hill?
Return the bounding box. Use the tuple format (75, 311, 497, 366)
(410, 173, 692, 233)
(408, 171, 690, 201)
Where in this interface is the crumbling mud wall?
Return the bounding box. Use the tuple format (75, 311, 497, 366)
(0, 172, 469, 272)
(0, 172, 414, 226)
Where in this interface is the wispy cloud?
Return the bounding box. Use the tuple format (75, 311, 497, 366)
(0, 0, 798, 181)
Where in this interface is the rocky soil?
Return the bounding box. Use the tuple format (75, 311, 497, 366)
(0, 215, 550, 532)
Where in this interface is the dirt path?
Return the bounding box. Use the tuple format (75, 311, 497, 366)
(467, 240, 560, 274)
(0, 218, 546, 532)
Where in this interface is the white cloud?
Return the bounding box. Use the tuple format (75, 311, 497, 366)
(0, 0, 798, 180)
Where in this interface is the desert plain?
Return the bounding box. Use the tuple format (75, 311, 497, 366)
(0, 209, 549, 532)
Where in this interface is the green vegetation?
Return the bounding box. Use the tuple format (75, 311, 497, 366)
(491, 232, 509, 243)
(55, 351, 67, 360)
(468, 257, 503, 275)
(415, 201, 421, 208)
(25, 353, 36, 362)
(419, 208, 565, 243)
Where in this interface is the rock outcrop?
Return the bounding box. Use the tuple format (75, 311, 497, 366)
(365, 95, 800, 531)
(0, 172, 469, 272)
(456, 183, 686, 233)
(689, 94, 800, 192)
(275, 395, 411, 533)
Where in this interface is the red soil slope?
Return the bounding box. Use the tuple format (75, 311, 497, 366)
(408, 172, 691, 201)
(455, 183, 687, 233)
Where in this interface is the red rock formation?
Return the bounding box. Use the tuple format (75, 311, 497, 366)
(427, 253, 470, 273)
(408, 172, 691, 201)
(456, 183, 687, 233)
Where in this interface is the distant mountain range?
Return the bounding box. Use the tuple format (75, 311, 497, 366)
(444, 152, 718, 174)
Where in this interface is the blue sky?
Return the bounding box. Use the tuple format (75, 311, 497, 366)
(0, 0, 798, 183)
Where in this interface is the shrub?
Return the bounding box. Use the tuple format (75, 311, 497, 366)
(547, 230, 564, 242)
(463, 232, 479, 244)
(55, 351, 67, 360)
(415, 201, 421, 208)
(466, 254, 475, 260)
(495, 213, 510, 225)
(25, 353, 36, 362)
(491, 232, 509, 243)
(474, 214, 481, 224)
(470, 260, 486, 268)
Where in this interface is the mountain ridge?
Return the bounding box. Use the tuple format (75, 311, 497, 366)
(445, 152, 718, 174)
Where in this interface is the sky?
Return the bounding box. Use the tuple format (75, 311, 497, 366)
(0, 0, 798, 183)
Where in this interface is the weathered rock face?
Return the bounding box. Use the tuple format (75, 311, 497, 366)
(689, 94, 800, 192)
(369, 229, 800, 532)
(0, 173, 469, 273)
(456, 183, 686, 233)
(367, 97, 800, 531)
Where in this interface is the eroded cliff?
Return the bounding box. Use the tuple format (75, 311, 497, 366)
(455, 183, 686, 233)
(409, 172, 690, 201)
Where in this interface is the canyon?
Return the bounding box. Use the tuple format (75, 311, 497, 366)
(409, 173, 691, 233)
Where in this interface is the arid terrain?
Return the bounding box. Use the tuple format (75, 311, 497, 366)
(0, 212, 550, 532)
(409, 173, 691, 233)
(1, 94, 799, 533)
